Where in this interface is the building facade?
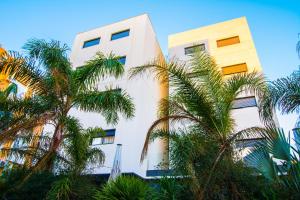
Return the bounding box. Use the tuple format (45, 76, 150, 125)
(70, 14, 167, 178)
(169, 17, 268, 157)
(70, 15, 268, 178)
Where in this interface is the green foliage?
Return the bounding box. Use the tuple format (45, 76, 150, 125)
(150, 177, 187, 200)
(46, 176, 99, 200)
(0, 168, 57, 200)
(259, 69, 300, 124)
(246, 126, 300, 198)
(130, 51, 267, 199)
(95, 176, 150, 200)
(0, 38, 134, 177)
(46, 176, 72, 200)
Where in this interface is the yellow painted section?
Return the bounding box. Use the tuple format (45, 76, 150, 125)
(217, 36, 240, 47)
(222, 63, 248, 75)
(168, 17, 263, 73)
(0, 47, 10, 91)
(0, 47, 43, 168)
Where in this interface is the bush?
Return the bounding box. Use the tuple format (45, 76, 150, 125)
(0, 168, 57, 200)
(95, 176, 150, 200)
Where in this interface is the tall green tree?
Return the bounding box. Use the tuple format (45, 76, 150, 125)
(0, 39, 134, 174)
(130, 51, 266, 199)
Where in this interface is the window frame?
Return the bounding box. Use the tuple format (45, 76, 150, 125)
(184, 44, 206, 55)
(232, 96, 257, 109)
(111, 29, 130, 41)
(82, 37, 101, 48)
(91, 129, 116, 145)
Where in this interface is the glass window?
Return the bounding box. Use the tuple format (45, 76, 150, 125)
(111, 30, 130, 40)
(184, 44, 205, 55)
(83, 38, 100, 48)
(91, 129, 116, 145)
(118, 56, 126, 65)
(232, 96, 257, 109)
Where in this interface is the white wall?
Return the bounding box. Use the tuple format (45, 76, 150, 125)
(70, 14, 164, 177)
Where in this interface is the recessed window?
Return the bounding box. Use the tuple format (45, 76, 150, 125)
(222, 63, 248, 75)
(236, 138, 263, 148)
(83, 38, 100, 48)
(91, 129, 116, 145)
(111, 30, 130, 40)
(217, 36, 240, 47)
(232, 96, 257, 109)
(118, 56, 126, 65)
(184, 44, 205, 55)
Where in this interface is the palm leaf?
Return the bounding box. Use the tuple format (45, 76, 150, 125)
(74, 88, 134, 125)
(73, 53, 125, 90)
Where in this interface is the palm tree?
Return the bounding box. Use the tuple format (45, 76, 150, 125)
(0, 39, 134, 175)
(259, 69, 300, 124)
(45, 118, 105, 200)
(245, 126, 300, 198)
(94, 176, 150, 200)
(130, 51, 266, 199)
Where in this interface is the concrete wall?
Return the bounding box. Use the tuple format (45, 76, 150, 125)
(70, 14, 166, 177)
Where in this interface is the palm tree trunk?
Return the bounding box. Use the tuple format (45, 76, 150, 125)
(199, 146, 227, 200)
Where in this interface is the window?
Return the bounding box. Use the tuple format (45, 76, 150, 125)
(118, 56, 126, 65)
(232, 96, 257, 109)
(222, 63, 248, 75)
(184, 44, 205, 55)
(217, 36, 240, 47)
(111, 30, 130, 40)
(83, 38, 100, 48)
(91, 129, 116, 145)
(236, 138, 263, 148)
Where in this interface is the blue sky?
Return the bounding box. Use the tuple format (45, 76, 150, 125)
(1, 0, 299, 131)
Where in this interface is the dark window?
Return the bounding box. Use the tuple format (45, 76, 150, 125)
(118, 56, 126, 65)
(184, 44, 205, 55)
(91, 129, 116, 145)
(232, 96, 257, 109)
(83, 38, 100, 48)
(111, 30, 130, 40)
(235, 138, 264, 148)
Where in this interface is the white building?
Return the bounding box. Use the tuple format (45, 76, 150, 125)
(70, 14, 167, 178)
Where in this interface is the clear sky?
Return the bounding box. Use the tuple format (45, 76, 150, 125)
(1, 0, 299, 131)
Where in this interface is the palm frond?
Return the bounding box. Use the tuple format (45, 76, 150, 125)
(0, 50, 47, 94)
(74, 88, 134, 125)
(73, 53, 125, 90)
(244, 146, 278, 181)
(259, 72, 300, 123)
(46, 176, 72, 200)
(23, 39, 71, 74)
(140, 115, 201, 162)
(0, 82, 18, 98)
(130, 57, 216, 130)
(0, 112, 55, 143)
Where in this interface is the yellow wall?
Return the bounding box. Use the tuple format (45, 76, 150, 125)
(168, 17, 262, 73)
(0, 47, 10, 91)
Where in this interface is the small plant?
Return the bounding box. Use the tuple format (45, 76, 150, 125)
(95, 176, 150, 200)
